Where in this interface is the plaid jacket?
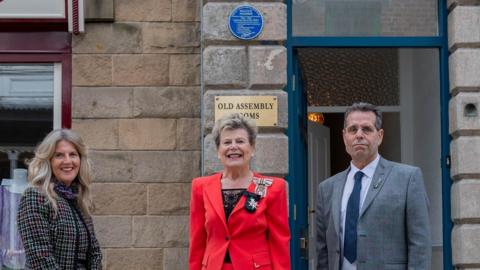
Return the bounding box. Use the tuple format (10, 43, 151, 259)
(17, 187, 102, 270)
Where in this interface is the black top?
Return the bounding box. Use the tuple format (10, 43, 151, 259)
(221, 188, 246, 263)
(222, 189, 245, 220)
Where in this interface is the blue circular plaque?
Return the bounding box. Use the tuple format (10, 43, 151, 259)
(228, 5, 264, 40)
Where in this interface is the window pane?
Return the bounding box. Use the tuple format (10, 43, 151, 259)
(0, 64, 54, 179)
(293, 0, 438, 36)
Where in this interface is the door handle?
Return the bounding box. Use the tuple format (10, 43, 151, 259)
(300, 237, 308, 249)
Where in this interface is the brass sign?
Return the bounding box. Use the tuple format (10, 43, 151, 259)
(214, 96, 278, 126)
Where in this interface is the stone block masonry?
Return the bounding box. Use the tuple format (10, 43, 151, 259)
(448, 2, 480, 268)
(202, 1, 289, 179)
(72, 0, 201, 268)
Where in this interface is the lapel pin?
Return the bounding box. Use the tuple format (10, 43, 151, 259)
(373, 177, 382, 189)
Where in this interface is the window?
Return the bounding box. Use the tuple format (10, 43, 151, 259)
(0, 32, 71, 180)
(292, 0, 438, 37)
(0, 63, 63, 179)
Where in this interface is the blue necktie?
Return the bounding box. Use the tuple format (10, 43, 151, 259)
(344, 171, 364, 263)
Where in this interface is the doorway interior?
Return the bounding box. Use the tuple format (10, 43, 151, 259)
(298, 48, 444, 269)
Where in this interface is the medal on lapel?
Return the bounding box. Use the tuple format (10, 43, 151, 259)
(242, 177, 274, 213)
(241, 177, 274, 213)
(253, 177, 273, 198)
(243, 191, 261, 213)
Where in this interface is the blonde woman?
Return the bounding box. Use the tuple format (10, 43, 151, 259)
(17, 129, 102, 269)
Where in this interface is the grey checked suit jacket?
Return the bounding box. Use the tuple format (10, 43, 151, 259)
(315, 157, 431, 270)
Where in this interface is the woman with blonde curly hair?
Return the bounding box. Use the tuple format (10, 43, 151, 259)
(17, 129, 102, 269)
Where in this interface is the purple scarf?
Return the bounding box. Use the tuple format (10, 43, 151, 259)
(54, 181, 79, 200)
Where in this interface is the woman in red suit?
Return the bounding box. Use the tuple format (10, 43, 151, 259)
(189, 113, 291, 270)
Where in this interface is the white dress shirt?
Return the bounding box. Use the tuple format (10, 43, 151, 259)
(340, 154, 380, 270)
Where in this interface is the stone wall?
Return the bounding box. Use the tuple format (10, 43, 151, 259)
(202, 1, 289, 176)
(448, 1, 480, 269)
(72, 0, 201, 268)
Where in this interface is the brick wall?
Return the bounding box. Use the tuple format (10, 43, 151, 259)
(71, 0, 201, 268)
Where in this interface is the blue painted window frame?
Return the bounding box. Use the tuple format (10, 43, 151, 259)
(285, 0, 452, 269)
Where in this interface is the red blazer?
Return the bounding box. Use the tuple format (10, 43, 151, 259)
(189, 172, 291, 270)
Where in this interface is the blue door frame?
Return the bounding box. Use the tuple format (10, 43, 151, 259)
(288, 55, 308, 269)
(285, 1, 453, 269)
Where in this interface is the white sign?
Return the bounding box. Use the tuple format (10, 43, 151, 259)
(0, 0, 65, 19)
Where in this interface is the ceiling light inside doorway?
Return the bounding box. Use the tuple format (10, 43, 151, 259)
(308, 112, 324, 125)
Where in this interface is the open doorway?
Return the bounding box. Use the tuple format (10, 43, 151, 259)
(300, 48, 443, 269)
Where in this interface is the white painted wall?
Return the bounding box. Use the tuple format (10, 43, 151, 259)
(399, 48, 443, 269)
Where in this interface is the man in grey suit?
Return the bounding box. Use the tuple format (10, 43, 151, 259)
(315, 102, 431, 270)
